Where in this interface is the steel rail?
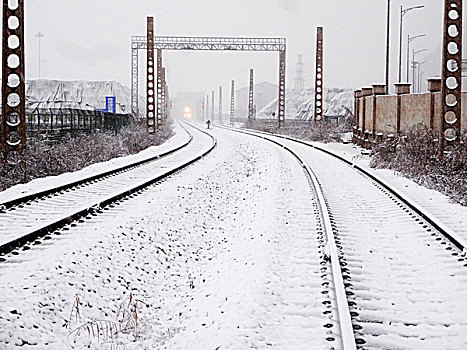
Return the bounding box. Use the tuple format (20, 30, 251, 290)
(0, 122, 216, 256)
(0, 122, 192, 211)
(217, 125, 357, 350)
(236, 127, 467, 253)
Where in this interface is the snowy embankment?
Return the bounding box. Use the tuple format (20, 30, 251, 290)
(0, 122, 187, 204)
(311, 142, 467, 243)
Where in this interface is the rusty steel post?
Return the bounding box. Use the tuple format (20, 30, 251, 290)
(156, 49, 163, 127)
(440, 0, 463, 153)
(1, 0, 27, 168)
(131, 44, 139, 117)
(278, 50, 286, 127)
(248, 68, 254, 121)
(2, 0, 27, 165)
(314, 27, 324, 123)
(218, 86, 222, 124)
(146, 17, 156, 133)
(230, 80, 235, 126)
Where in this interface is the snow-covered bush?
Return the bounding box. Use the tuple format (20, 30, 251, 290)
(370, 125, 467, 206)
(0, 120, 174, 192)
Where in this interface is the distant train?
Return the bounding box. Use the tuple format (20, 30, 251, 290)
(183, 107, 192, 119)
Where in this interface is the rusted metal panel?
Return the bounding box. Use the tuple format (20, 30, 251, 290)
(314, 27, 323, 123)
(146, 17, 156, 133)
(2, 0, 26, 163)
(440, 0, 463, 153)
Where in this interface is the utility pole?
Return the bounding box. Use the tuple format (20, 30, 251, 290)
(398, 5, 425, 82)
(412, 48, 427, 92)
(385, 0, 391, 93)
(35, 32, 45, 79)
(407, 34, 425, 83)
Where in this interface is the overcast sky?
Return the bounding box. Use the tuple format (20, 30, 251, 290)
(14, 0, 466, 96)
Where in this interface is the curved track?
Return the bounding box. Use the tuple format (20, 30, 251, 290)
(220, 125, 467, 349)
(218, 125, 358, 349)
(0, 122, 216, 256)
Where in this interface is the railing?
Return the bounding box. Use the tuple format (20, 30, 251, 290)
(1, 108, 132, 144)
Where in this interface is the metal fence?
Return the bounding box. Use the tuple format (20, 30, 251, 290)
(1, 108, 132, 144)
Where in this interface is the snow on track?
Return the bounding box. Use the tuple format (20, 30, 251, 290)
(244, 131, 467, 350)
(0, 124, 335, 349)
(0, 123, 211, 248)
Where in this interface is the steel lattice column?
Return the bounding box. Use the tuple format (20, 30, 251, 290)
(218, 86, 223, 124)
(278, 50, 286, 127)
(230, 80, 235, 126)
(2, 0, 26, 163)
(146, 17, 156, 133)
(156, 49, 163, 126)
(131, 45, 139, 117)
(211, 90, 214, 121)
(248, 69, 254, 120)
(440, 0, 463, 153)
(314, 27, 324, 123)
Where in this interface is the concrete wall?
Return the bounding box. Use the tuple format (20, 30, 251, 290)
(356, 91, 467, 139)
(375, 95, 397, 134)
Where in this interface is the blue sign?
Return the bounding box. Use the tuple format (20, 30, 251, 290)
(106, 96, 116, 114)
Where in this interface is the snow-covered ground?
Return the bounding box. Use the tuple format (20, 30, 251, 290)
(1, 122, 466, 349)
(309, 141, 467, 244)
(0, 124, 335, 349)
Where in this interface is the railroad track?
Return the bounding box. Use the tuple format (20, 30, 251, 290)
(217, 125, 358, 349)
(0, 122, 216, 257)
(219, 125, 467, 349)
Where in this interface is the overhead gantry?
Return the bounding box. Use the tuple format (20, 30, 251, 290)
(131, 29, 287, 128)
